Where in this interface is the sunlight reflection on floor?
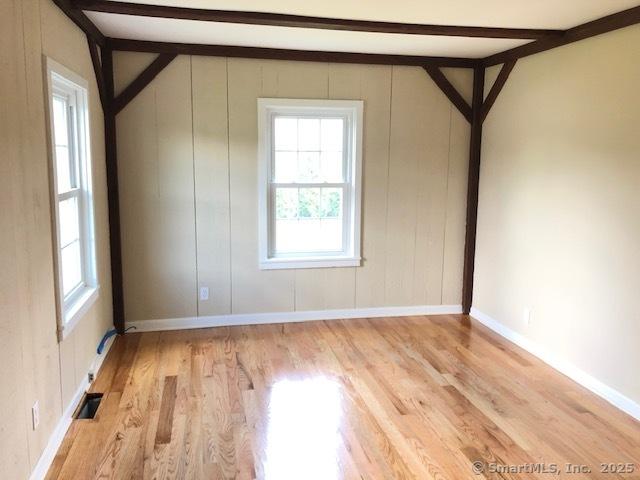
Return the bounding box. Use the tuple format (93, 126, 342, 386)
(265, 377, 342, 480)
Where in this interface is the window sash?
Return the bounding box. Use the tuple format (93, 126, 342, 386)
(268, 184, 351, 257)
(267, 112, 354, 259)
(58, 187, 86, 302)
(52, 88, 81, 193)
(270, 113, 350, 185)
(52, 89, 88, 307)
(47, 61, 97, 330)
(58, 190, 88, 307)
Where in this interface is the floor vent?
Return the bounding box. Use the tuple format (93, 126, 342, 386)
(74, 393, 103, 419)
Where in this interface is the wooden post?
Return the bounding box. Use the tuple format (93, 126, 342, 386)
(102, 47, 125, 333)
(462, 66, 485, 314)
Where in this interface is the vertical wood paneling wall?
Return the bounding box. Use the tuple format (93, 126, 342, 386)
(1, 1, 113, 478)
(115, 54, 472, 321)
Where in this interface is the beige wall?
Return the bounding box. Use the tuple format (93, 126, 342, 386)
(114, 54, 472, 321)
(475, 26, 640, 405)
(0, 1, 113, 478)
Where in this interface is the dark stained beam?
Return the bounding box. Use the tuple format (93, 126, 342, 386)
(102, 48, 125, 334)
(484, 5, 640, 66)
(113, 54, 177, 114)
(462, 66, 485, 314)
(86, 35, 106, 109)
(107, 38, 479, 68)
(52, 0, 105, 46)
(422, 66, 472, 123)
(480, 60, 517, 122)
(75, 0, 562, 40)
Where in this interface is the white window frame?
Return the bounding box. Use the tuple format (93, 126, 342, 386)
(258, 98, 363, 270)
(44, 57, 99, 340)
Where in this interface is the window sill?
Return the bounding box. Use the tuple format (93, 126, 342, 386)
(60, 286, 100, 340)
(260, 257, 361, 270)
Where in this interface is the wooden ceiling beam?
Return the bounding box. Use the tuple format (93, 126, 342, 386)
(52, 0, 106, 46)
(484, 6, 640, 66)
(86, 34, 106, 109)
(74, 0, 562, 40)
(422, 66, 472, 123)
(107, 38, 480, 68)
(113, 54, 177, 114)
(480, 60, 517, 122)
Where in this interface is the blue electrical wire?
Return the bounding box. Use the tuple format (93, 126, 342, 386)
(96, 326, 136, 354)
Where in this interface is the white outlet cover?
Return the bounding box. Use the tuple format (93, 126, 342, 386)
(523, 307, 531, 326)
(199, 287, 209, 301)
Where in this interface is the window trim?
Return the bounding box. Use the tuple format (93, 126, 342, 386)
(44, 57, 99, 340)
(257, 98, 363, 270)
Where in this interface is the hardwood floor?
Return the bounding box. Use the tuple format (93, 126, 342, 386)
(46, 315, 640, 479)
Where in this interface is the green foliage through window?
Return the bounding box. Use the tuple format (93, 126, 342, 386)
(276, 188, 342, 219)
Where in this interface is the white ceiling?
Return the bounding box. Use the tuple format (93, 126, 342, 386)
(89, 13, 531, 58)
(87, 0, 640, 58)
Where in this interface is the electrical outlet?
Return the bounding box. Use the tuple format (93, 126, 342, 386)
(199, 287, 209, 301)
(32, 401, 40, 430)
(523, 307, 531, 327)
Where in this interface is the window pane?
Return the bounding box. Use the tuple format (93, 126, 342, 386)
(298, 188, 321, 218)
(67, 104, 79, 190)
(52, 96, 69, 146)
(274, 187, 343, 253)
(297, 152, 321, 182)
(275, 188, 298, 219)
(273, 116, 345, 184)
(52, 94, 77, 193)
(59, 197, 80, 248)
(274, 151, 297, 182)
(55, 146, 72, 192)
(298, 118, 320, 151)
(320, 151, 343, 182)
(321, 118, 343, 152)
(61, 240, 83, 296)
(320, 188, 342, 218)
(274, 117, 297, 151)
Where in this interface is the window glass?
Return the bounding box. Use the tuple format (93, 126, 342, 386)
(274, 117, 297, 151)
(61, 240, 82, 296)
(297, 118, 320, 151)
(273, 117, 345, 184)
(53, 95, 74, 193)
(59, 197, 80, 248)
(274, 187, 343, 253)
(320, 118, 343, 152)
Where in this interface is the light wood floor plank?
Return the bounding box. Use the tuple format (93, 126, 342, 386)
(47, 315, 640, 479)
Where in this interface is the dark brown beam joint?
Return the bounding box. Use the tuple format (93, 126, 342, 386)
(484, 5, 640, 66)
(107, 38, 478, 68)
(480, 60, 516, 122)
(53, 0, 106, 46)
(462, 66, 485, 314)
(86, 35, 106, 109)
(422, 66, 473, 123)
(75, 0, 562, 40)
(113, 53, 177, 114)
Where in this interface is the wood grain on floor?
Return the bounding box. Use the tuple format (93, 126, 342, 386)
(46, 315, 640, 479)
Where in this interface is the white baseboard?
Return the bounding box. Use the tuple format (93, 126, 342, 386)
(126, 304, 463, 332)
(470, 307, 640, 422)
(29, 332, 117, 480)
